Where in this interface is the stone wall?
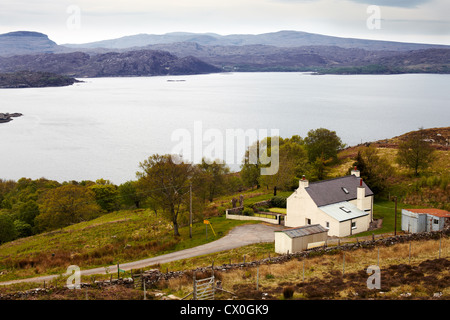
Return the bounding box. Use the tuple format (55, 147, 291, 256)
(1, 228, 448, 300)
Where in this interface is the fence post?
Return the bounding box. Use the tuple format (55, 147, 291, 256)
(193, 272, 197, 300)
(143, 278, 147, 300)
(302, 260, 305, 282)
(409, 242, 412, 264)
(256, 266, 259, 291)
(377, 247, 380, 266)
(342, 252, 345, 276)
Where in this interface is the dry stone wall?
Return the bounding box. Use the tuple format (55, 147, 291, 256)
(1, 228, 448, 300)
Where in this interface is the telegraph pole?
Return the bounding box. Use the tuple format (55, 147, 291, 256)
(394, 196, 398, 236)
(189, 183, 192, 238)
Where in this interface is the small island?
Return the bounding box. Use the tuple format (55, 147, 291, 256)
(0, 71, 80, 89)
(0, 113, 23, 123)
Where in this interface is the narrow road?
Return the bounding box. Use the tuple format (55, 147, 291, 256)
(0, 223, 283, 286)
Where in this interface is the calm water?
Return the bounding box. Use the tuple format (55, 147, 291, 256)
(0, 72, 449, 184)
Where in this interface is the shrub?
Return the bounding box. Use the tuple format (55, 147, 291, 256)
(242, 208, 254, 216)
(283, 286, 295, 299)
(271, 196, 287, 208)
(217, 206, 226, 215)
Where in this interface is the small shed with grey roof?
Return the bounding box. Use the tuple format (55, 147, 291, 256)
(275, 224, 328, 254)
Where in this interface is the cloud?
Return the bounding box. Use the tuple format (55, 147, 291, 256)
(273, 0, 432, 8)
(348, 0, 431, 8)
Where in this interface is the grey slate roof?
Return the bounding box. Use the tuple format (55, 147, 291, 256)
(305, 175, 373, 207)
(280, 224, 328, 238)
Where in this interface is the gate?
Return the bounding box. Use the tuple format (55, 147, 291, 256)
(193, 273, 215, 300)
(132, 274, 143, 289)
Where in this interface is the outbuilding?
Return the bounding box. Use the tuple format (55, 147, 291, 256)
(274, 224, 328, 254)
(401, 208, 450, 233)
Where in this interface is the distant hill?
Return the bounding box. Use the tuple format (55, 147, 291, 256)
(0, 50, 221, 77)
(63, 30, 449, 52)
(0, 31, 68, 56)
(0, 30, 449, 75)
(135, 43, 450, 73)
(0, 71, 79, 88)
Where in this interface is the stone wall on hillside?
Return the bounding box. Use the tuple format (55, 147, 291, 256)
(1, 227, 448, 300)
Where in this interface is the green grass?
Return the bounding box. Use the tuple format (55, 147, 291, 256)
(0, 209, 256, 282)
(268, 208, 286, 214)
(242, 191, 290, 206)
(351, 198, 427, 238)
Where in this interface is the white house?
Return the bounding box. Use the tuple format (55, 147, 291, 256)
(285, 168, 374, 237)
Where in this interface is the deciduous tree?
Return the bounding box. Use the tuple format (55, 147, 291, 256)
(36, 184, 102, 231)
(137, 154, 195, 237)
(396, 128, 436, 176)
(352, 145, 394, 194)
(304, 128, 345, 163)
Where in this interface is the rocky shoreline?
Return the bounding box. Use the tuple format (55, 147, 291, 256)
(0, 113, 22, 123)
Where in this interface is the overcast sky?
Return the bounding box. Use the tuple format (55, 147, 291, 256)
(0, 0, 448, 45)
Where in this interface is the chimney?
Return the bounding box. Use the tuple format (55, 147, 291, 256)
(299, 175, 309, 189)
(351, 166, 360, 177)
(357, 178, 365, 210)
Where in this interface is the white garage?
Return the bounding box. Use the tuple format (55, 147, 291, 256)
(275, 224, 328, 254)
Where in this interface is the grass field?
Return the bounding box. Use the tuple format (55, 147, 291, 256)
(0, 209, 257, 282)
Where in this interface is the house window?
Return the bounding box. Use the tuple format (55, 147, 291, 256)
(342, 187, 349, 194)
(340, 206, 351, 213)
(306, 218, 311, 225)
(351, 221, 356, 229)
(433, 219, 439, 225)
(326, 221, 330, 229)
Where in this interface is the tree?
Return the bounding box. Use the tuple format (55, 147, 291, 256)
(118, 180, 144, 209)
(0, 179, 16, 209)
(36, 184, 102, 231)
(89, 179, 119, 212)
(12, 199, 40, 229)
(396, 128, 436, 176)
(0, 213, 17, 244)
(195, 158, 230, 202)
(352, 145, 394, 194)
(304, 128, 345, 163)
(13, 219, 33, 238)
(310, 153, 333, 181)
(137, 154, 195, 237)
(258, 137, 308, 191)
(240, 141, 261, 189)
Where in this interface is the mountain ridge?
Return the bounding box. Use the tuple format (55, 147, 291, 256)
(62, 30, 449, 52)
(0, 30, 449, 76)
(0, 50, 221, 77)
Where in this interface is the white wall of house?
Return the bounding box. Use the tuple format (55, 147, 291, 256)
(337, 215, 371, 238)
(285, 186, 318, 228)
(348, 195, 373, 220)
(286, 183, 373, 237)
